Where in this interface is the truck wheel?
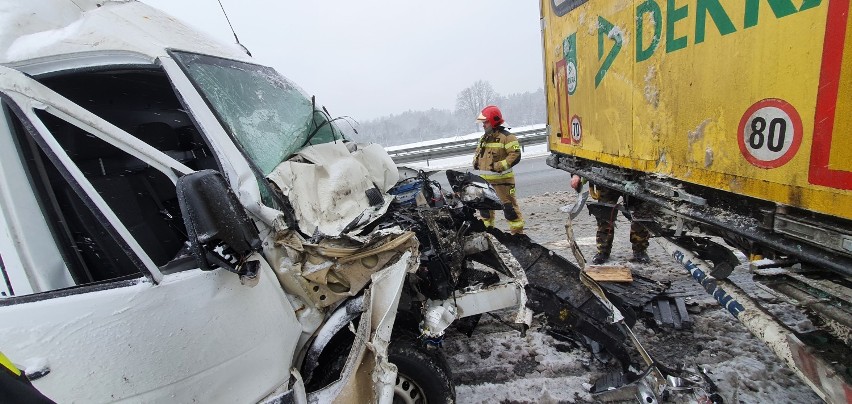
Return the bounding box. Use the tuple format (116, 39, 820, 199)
(389, 338, 455, 404)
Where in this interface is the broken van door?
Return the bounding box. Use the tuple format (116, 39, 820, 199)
(0, 66, 301, 402)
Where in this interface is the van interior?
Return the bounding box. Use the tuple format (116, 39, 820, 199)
(6, 67, 218, 288)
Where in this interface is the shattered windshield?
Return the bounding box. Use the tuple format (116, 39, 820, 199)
(171, 51, 343, 175)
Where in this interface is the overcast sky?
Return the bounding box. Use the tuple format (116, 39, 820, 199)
(142, 0, 544, 121)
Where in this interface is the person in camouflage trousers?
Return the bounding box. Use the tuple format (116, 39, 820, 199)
(472, 105, 524, 234)
(571, 175, 650, 264)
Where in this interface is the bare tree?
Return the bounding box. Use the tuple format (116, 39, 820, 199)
(352, 87, 543, 146)
(455, 80, 499, 119)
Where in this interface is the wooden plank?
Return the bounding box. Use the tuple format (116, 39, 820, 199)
(650, 302, 662, 327)
(675, 297, 692, 328)
(584, 265, 633, 282)
(670, 300, 683, 330)
(658, 299, 674, 328)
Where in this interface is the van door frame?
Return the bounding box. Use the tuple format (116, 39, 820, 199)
(0, 65, 203, 285)
(0, 65, 300, 402)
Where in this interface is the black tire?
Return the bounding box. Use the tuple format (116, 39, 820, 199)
(389, 337, 455, 404)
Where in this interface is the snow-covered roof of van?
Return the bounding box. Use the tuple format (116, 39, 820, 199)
(0, 0, 252, 69)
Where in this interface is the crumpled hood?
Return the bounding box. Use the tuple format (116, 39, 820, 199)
(267, 142, 399, 237)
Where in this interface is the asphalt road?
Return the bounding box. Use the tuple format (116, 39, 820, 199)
(432, 154, 572, 198)
(511, 154, 572, 198)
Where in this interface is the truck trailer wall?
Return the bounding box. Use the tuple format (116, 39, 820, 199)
(542, 0, 851, 220)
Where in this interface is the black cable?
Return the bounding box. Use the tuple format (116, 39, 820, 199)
(216, 0, 241, 44)
(301, 109, 350, 148)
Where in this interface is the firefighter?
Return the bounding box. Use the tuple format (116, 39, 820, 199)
(571, 175, 650, 264)
(472, 105, 524, 234)
(0, 351, 55, 403)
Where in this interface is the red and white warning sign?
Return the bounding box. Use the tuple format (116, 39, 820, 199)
(737, 99, 803, 169)
(570, 115, 582, 143)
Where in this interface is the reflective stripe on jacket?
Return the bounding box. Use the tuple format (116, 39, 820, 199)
(479, 170, 515, 181)
(0, 352, 20, 377)
(472, 127, 521, 174)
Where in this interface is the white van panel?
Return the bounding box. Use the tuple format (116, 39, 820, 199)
(0, 0, 250, 67)
(0, 258, 299, 403)
(0, 105, 73, 294)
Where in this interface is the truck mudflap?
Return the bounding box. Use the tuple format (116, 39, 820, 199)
(488, 227, 716, 402)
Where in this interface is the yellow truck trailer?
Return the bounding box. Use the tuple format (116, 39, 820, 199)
(541, 0, 851, 401)
(542, 0, 851, 272)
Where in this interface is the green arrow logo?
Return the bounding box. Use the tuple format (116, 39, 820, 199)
(596, 16, 622, 88)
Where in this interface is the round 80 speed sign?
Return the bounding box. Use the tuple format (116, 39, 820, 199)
(737, 98, 803, 169)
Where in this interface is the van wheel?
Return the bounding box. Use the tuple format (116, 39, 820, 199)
(389, 337, 455, 404)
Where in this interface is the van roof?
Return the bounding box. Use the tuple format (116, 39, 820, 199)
(0, 0, 252, 71)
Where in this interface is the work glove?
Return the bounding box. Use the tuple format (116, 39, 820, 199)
(570, 175, 581, 191)
(491, 162, 503, 173)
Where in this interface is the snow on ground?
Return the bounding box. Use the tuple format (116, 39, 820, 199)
(442, 190, 821, 404)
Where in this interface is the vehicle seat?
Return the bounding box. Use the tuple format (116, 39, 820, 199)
(67, 123, 187, 267)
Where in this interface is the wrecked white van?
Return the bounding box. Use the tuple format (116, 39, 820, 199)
(0, 1, 538, 402)
(0, 1, 718, 402)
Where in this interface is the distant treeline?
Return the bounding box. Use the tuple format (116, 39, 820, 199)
(344, 83, 544, 147)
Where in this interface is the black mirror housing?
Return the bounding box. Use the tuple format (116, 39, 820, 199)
(446, 169, 486, 194)
(445, 170, 503, 210)
(176, 170, 261, 275)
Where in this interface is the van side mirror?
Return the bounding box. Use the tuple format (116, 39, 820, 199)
(445, 169, 503, 210)
(176, 170, 262, 281)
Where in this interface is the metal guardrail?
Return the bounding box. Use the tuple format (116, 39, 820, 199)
(387, 127, 547, 165)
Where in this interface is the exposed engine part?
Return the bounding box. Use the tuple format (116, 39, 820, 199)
(462, 233, 489, 255)
(420, 300, 458, 338)
(385, 168, 530, 337)
(300, 296, 368, 388)
(445, 169, 502, 210)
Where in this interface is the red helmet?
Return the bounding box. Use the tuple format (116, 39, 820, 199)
(476, 105, 504, 127)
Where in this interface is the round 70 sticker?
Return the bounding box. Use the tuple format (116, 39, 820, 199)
(737, 98, 803, 169)
(570, 115, 582, 143)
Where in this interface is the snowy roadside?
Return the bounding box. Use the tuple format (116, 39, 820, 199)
(444, 191, 820, 404)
